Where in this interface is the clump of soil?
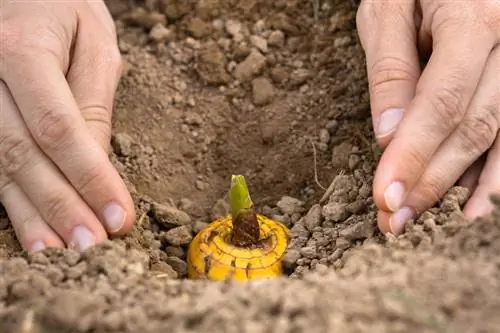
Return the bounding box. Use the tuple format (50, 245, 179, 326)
(1, 0, 500, 332)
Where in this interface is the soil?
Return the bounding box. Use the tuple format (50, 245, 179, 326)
(1, 0, 500, 332)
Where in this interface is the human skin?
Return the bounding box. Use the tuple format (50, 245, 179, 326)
(0, 0, 136, 252)
(356, 0, 500, 235)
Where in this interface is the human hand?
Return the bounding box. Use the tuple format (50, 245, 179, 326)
(0, 1, 135, 252)
(356, 1, 500, 235)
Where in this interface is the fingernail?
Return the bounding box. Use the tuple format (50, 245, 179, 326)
(71, 225, 95, 252)
(384, 181, 406, 212)
(30, 240, 46, 252)
(389, 206, 415, 235)
(377, 108, 405, 137)
(102, 202, 126, 232)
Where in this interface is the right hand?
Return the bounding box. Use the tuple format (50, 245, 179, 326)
(0, 0, 136, 252)
(357, 0, 500, 235)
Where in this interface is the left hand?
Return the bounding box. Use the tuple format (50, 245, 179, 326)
(356, 0, 500, 235)
(0, 0, 136, 252)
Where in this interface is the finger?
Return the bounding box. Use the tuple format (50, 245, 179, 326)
(0, 177, 65, 252)
(83, 0, 117, 38)
(372, 14, 495, 216)
(457, 155, 485, 192)
(377, 209, 392, 235)
(463, 135, 500, 221)
(384, 45, 500, 234)
(0, 82, 108, 251)
(1, 37, 135, 236)
(357, 0, 420, 147)
(68, 6, 122, 151)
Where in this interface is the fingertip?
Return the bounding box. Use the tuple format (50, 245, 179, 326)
(372, 157, 403, 212)
(372, 165, 388, 211)
(116, 205, 136, 235)
(377, 207, 415, 236)
(374, 107, 406, 142)
(462, 194, 493, 222)
(27, 238, 65, 253)
(377, 210, 391, 234)
(101, 200, 136, 235)
(388, 206, 415, 235)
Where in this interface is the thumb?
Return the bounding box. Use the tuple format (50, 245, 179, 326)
(66, 8, 123, 152)
(356, 0, 421, 148)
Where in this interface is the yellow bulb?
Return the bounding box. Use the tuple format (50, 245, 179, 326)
(187, 214, 289, 282)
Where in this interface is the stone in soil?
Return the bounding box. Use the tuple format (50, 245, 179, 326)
(251, 76, 275, 106)
(151, 203, 192, 228)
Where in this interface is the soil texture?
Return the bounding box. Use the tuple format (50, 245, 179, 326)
(1, 1, 500, 332)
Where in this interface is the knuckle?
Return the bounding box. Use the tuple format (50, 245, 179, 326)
(485, 15, 500, 38)
(33, 110, 76, 150)
(81, 105, 112, 146)
(431, 4, 471, 31)
(459, 108, 498, 155)
(0, 17, 66, 70)
(426, 85, 465, 126)
(369, 56, 417, 91)
(81, 104, 112, 124)
(475, 3, 500, 36)
(0, 133, 35, 177)
(74, 164, 103, 197)
(42, 192, 71, 227)
(432, 4, 493, 43)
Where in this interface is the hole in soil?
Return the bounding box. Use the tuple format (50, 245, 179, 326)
(110, 15, 375, 281)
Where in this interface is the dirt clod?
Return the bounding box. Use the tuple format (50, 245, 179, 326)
(149, 23, 174, 43)
(251, 76, 275, 106)
(163, 225, 192, 246)
(233, 49, 267, 82)
(151, 203, 192, 228)
(322, 202, 349, 223)
(195, 42, 231, 85)
(276, 196, 305, 216)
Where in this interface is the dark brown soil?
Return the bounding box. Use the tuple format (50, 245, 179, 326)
(1, 1, 500, 332)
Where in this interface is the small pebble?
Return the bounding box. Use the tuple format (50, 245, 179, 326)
(319, 129, 330, 145)
(339, 220, 374, 241)
(268, 30, 285, 47)
(283, 249, 301, 269)
(111, 132, 134, 157)
(164, 226, 193, 246)
(276, 196, 304, 215)
(322, 202, 349, 223)
(151, 203, 192, 228)
(149, 23, 174, 43)
(303, 204, 322, 231)
(251, 77, 275, 106)
(299, 246, 317, 259)
(233, 49, 267, 82)
(166, 257, 188, 276)
(250, 35, 268, 53)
